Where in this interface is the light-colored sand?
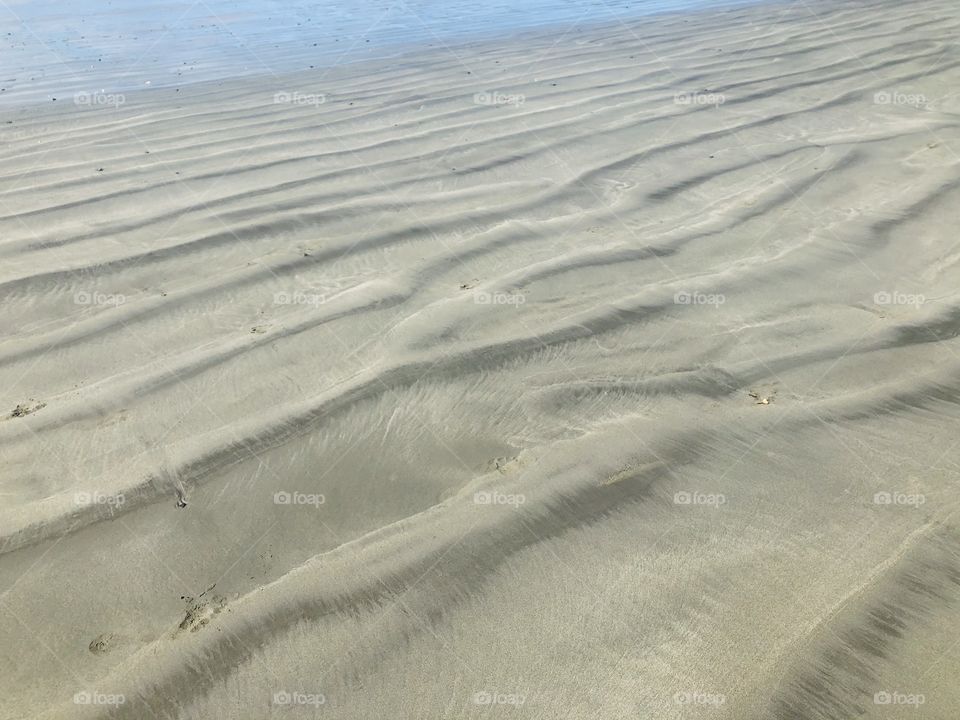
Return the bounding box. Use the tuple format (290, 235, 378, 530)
(2, 0, 960, 717)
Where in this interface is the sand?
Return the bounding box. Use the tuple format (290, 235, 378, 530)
(2, 0, 960, 717)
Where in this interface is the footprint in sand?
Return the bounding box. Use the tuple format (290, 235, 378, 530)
(748, 389, 777, 405)
(490, 456, 523, 474)
(9, 400, 46, 418)
(176, 588, 227, 635)
(88, 633, 120, 655)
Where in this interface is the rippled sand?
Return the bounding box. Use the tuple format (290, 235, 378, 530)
(2, 0, 960, 717)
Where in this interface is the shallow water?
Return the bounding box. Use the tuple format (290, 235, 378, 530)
(1, 0, 759, 105)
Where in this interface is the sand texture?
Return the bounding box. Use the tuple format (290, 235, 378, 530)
(2, 0, 960, 717)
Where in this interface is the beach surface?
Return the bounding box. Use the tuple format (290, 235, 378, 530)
(2, 0, 960, 717)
